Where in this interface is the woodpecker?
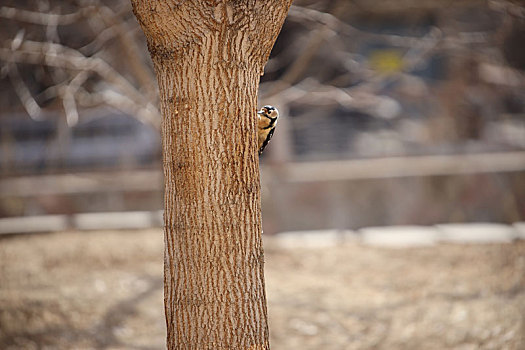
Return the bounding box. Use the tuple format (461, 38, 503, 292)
(257, 105, 279, 155)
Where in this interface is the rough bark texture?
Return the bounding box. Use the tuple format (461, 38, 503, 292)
(130, 1, 292, 349)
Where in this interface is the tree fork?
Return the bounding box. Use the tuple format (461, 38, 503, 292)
(130, 1, 292, 349)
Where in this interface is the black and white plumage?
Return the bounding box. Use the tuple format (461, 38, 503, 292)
(257, 105, 279, 155)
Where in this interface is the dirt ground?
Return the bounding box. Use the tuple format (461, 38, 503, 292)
(0, 229, 523, 350)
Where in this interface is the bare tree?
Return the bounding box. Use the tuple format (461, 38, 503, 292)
(130, 1, 292, 348)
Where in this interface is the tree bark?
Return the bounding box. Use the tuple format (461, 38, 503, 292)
(131, 1, 292, 349)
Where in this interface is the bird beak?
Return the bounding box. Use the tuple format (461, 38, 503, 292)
(257, 110, 264, 115)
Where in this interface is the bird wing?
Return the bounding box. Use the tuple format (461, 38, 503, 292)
(258, 127, 276, 155)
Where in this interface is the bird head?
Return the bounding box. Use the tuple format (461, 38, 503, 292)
(258, 105, 279, 120)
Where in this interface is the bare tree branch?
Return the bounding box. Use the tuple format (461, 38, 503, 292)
(289, 5, 493, 48)
(489, 0, 525, 18)
(288, 5, 432, 47)
(0, 6, 96, 25)
(0, 39, 160, 128)
(7, 63, 42, 120)
(0, 1, 159, 129)
(61, 71, 89, 126)
(94, 5, 156, 96)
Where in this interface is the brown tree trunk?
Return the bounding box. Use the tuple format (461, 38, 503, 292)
(131, 1, 292, 349)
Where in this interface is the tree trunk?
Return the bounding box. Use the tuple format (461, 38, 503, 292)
(131, 1, 292, 349)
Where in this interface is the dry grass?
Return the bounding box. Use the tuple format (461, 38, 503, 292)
(0, 229, 523, 349)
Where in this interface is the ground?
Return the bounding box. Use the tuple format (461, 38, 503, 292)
(0, 229, 523, 349)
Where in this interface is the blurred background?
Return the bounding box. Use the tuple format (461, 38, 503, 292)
(0, 0, 524, 349)
(0, 0, 525, 232)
